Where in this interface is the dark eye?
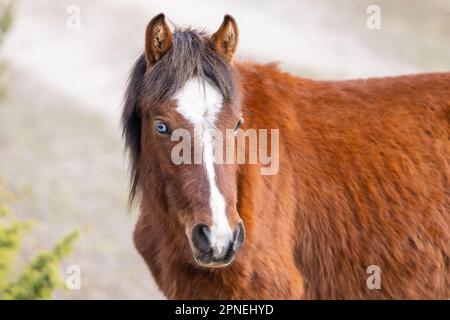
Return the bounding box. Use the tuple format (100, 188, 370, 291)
(234, 117, 244, 131)
(154, 120, 171, 134)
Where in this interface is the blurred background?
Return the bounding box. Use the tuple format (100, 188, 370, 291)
(0, 0, 448, 299)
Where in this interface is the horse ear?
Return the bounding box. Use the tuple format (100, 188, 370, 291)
(145, 13, 173, 67)
(212, 15, 238, 62)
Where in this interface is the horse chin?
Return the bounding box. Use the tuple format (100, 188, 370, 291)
(187, 236, 237, 269)
(193, 254, 236, 269)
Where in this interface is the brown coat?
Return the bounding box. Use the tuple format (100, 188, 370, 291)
(133, 61, 450, 299)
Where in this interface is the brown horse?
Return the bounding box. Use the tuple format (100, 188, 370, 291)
(123, 13, 450, 299)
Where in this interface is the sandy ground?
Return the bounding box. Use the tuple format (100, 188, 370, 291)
(0, 0, 449, 299)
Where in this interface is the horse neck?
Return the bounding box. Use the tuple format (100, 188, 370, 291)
(233, 61, 304, 258)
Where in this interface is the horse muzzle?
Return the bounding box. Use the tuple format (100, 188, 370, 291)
(190, 222, 245, 268)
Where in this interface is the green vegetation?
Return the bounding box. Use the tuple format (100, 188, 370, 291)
(0, 182, 78, 300)
(0, 1, 12, 45)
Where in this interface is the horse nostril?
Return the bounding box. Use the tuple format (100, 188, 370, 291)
(232, 222, 245, 252)
(191, 224, 211, 254)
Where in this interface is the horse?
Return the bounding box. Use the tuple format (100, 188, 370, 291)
(122, 13, 450, 299)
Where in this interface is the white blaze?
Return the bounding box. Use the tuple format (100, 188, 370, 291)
(175, 77, 233, 257)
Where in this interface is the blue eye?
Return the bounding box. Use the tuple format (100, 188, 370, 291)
(155, 121, 170, 134)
